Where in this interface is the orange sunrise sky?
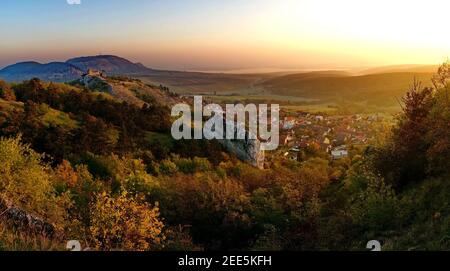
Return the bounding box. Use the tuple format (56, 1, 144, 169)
(0, 0, 449, 70)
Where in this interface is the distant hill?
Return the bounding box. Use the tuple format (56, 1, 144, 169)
(66, 55, 152, 75)
(135, 72, 272, 94)
(356, 64, 439, 75)
(0, 55, 153, 83)
(260, 71, 434, 105)
(0, 61, 83, 82)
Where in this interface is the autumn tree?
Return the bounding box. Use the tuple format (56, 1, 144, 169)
(0, 80, 16, 101)
(89, 191, 164, 251)
(52, 161, 103, 234)
(0, 137, 70, 230)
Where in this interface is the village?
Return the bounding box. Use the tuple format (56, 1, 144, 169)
(278, 111, 389, 161)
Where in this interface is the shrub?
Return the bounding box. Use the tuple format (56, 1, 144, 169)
(0, 136, 70, 230)
(89, 191, 165, 251)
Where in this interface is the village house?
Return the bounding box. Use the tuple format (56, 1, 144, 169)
(280, 132, 295, 146)
(315, 115, 324, 122)
(282, 116, 296, 130)
(331, 145, 349, 160)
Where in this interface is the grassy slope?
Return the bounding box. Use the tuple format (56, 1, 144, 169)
(41, 107, 79, 129)
(103, 77, 179, 107)
(0, 99, 79, 130)
(135, 69, 436, 110)
(136, 72, 273, 95)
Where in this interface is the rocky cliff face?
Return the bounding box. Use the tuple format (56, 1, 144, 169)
(219, 137, 265, 169)
(0, 198, 54, 237)
(203, 118, 265, 169)
(81, 70, 112, 92)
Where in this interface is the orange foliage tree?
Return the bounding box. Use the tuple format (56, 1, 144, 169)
(89, 191, 165, 251)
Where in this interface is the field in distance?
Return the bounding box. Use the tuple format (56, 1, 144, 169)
(137, 65, 436, 110)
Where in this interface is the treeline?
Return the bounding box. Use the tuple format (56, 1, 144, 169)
(4, 78, 170, 155)
(0, 78, 224, 164)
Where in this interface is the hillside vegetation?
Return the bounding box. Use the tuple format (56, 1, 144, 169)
(0, 63, 448, 251)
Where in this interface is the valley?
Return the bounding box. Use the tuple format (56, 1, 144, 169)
(0, 55, 438, 112)
(1, 0, 449, 255)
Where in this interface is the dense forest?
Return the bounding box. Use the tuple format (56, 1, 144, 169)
(0, 63, 449, 251)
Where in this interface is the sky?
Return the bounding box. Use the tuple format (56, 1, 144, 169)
(0, 0, 449, 71)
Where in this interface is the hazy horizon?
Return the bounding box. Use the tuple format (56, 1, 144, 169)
(0, 55, 439, 74)
(1, 0, 448, 71)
